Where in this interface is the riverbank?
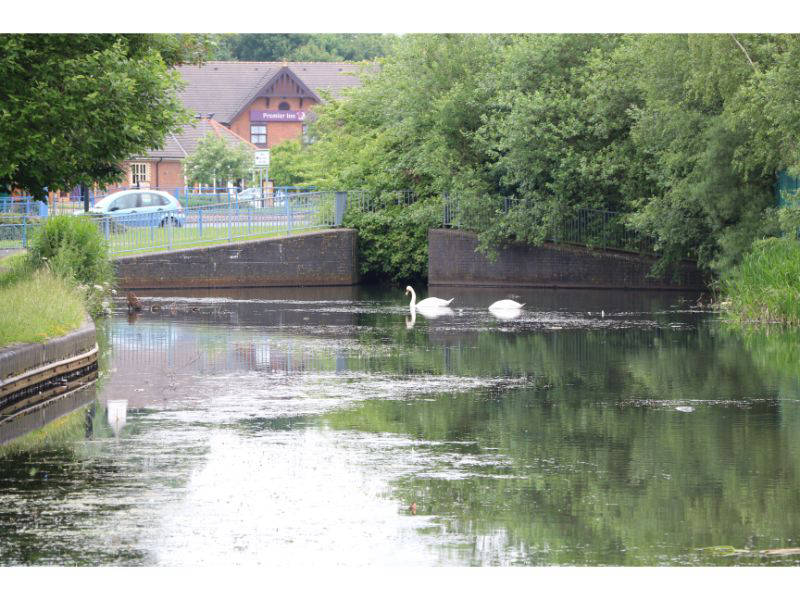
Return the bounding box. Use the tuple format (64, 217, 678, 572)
(718, 237, 800, 325)
(0, 215, 110, 443)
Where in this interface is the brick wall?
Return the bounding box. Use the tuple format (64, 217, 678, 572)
(428, 229, 707, 290)
(115, 229, 359, 289)
(154, 160, 184, 189)
(229, 96, 315, 148)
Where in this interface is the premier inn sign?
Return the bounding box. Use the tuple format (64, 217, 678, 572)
(250, 110, 307, 122)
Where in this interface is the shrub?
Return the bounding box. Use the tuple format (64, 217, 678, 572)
(343, 198, 442, 283)
(26, 215, 113, 288)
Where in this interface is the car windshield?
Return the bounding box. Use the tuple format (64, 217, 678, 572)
(92, 195, 115, 209)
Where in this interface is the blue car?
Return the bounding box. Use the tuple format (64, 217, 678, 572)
(79, 189, 185, 227)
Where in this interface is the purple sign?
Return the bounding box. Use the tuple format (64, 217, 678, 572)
(250, 110, 307, 122)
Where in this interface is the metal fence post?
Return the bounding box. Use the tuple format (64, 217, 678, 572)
(334, 191, 347, 227)
(21, 215, 27, 248)
(286, 193, 292, 235)
(198, 207, 203, 239)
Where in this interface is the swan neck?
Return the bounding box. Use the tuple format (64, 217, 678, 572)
(408, 287, 416, 308)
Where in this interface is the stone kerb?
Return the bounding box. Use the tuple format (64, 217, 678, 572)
(0, 316, 97, 395)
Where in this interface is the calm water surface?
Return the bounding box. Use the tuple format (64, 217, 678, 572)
(2, 285, 800, 566)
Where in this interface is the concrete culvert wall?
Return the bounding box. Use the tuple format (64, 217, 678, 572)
(428, 229, 707, 290)
(114, 229, 360, 289)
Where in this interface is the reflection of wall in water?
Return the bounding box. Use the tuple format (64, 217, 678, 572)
(0, 383, 96, 446)
(107, 320, 349, 376)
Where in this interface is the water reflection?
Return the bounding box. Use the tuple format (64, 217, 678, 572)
(488, 306, 523, 321)
(1, 286, 799, 565)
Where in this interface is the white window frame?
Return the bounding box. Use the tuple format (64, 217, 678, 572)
(251, 125, 267, 145)
(130, 162, 149, 186)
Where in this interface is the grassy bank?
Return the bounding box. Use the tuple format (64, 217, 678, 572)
(718, 237, 800, 325)
(0, 270, 86, 346)
(0, 215, 113, 347)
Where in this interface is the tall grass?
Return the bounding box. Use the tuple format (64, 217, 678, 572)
(27, 215, 113, 288)
(718, 237, 800, 325)
(0, 269, 85, 346)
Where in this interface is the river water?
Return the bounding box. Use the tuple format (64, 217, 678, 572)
(2, 285, 800, 566)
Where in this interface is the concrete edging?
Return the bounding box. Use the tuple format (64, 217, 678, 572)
(0, 315, 97, 387)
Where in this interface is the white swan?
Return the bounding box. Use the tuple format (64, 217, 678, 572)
(488, 299, 525, 310)
(405, 286, 453, 309)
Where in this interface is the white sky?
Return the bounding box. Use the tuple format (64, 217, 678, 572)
(4, 0, 800, 33)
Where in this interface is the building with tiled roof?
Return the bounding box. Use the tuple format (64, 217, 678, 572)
(123, 61, 366, 189)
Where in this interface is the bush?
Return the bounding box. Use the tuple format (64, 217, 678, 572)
(718, 237, 800, 325)
(343, 198, 442, 283)
(26, 215, 113, 288)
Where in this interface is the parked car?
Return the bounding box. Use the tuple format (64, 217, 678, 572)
(236, 187, 286, 208)
(76, 190, 185, 227)
(236, 187, 265, 207)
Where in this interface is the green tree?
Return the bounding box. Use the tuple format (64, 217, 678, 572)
(214, 33, 397, 62)
(267, 139, 314, 187)
(0, 34, 212, 199)
(183, 133, 254, 187)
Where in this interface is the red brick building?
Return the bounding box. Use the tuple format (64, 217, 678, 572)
(123, 61, 364, 189)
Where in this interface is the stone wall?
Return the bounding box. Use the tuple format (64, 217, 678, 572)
(428, 229, 707, 290)
(114, 229, 359, 289)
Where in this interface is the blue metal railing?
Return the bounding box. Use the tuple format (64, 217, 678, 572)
(97, 191, 338, 255)
(0, 197, 48, 217)
(0, 214, 42, 250)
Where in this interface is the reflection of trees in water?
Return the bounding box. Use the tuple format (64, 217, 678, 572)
(323, 325, 800, 566)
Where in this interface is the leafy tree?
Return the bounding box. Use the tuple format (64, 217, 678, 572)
(267, 139, 314, 187)
(183, 132, 254, 187)
(258, 34, 800, 280)
(0, 34, 212, 199)
(213, 33, 397, 62)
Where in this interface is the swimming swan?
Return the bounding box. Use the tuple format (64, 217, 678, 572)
(488, 299, 525, 310)
(405, 286, 454, 309)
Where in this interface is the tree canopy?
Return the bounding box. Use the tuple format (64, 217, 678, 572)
(285, 33, 800, 276)
(213, 34, 398, 62)
(0, 34, 213, 199)
(182, 132, 254, 187)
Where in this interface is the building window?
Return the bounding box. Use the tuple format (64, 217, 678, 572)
(251, 125, 267, 145)
(130, 163, 148, 186)
(278, 101, 290, 111)
(302, 123, 313, 145)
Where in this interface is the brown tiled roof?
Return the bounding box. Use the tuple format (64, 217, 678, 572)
(176, 61, 366, 124)
(140, 118, 257, 160)
(140, 61, 367, 161)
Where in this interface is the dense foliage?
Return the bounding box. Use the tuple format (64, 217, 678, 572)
(285, 34, 800, 282)
(0, 34, 213, 199)
(342, 199, 441, 283)
(26, 215, 113, 290)
(213, 34, 398, 62)
(183, 133, 254, 187)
